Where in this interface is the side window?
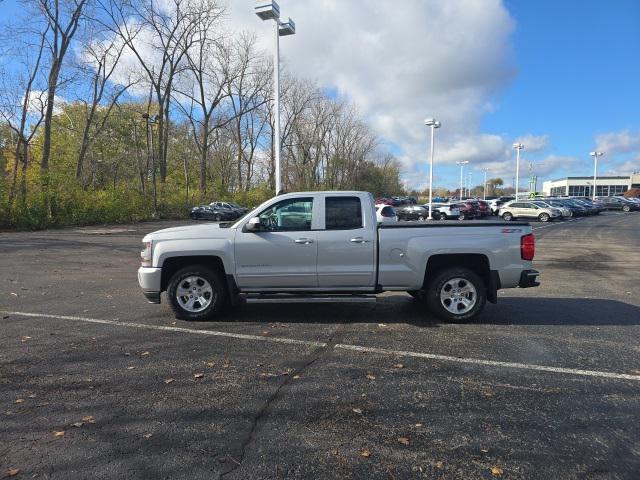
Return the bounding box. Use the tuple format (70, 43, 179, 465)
(258, 198, 313, 231)
(325, 197, 363, 230)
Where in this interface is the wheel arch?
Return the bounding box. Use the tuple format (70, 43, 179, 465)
(423, 253, 498, 303)
(161, 256, 227, 293)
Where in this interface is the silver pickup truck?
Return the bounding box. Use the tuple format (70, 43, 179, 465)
(138, 191, 539, 322)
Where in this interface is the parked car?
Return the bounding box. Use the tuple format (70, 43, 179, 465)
(569, 198, 599, 215)
(375, 204, 398, 223)
(535, 200, 571, 218)
(397, 205, 436, 221)
(499, 200, 562, 222)
(488, 196, 515, 215)
(139, 191, 539, 323)
(543, 198, 579, 217)
(210, 201, 248, 217)
(457, 201, 478, 219)
(431, 203, 462, 220)
(190, 205, 238, 221)
(597, 196, 639, 212)
(375, 197, 394, 205)
(475, 200, 491, 218)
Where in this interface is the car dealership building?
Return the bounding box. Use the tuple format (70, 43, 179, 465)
(542, 173, 640, 197)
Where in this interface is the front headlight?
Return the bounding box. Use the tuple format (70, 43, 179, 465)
(141, 240, 153, 267)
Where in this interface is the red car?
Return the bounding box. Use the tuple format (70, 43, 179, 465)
(456, 201, 477, 219)
(375, 197, 394, 205)
(475, 200, 490, 218)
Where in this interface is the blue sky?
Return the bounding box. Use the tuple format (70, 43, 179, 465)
(2, 0, 639, 190)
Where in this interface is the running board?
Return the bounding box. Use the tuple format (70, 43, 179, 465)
(245, 294, 377, 304)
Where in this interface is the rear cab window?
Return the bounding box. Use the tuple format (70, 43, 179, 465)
(325, 197, 363, 230)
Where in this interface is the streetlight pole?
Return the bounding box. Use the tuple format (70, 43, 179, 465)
(424, 118, 441, 220)
(467, 171, 472, 197)
(513, 143, 525, 199)
(482, 168, 489, 200)
(589, 151, 603, 200)
(456, 160, 469, 200)
(255, 1, 296, 195)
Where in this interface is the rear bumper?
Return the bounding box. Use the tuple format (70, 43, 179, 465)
(518, 269, 540, 288)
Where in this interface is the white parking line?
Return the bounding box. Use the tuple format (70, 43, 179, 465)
(334, 344, 640, 382)
(3, 310, 640, 382)
(0, 311, 327, 348)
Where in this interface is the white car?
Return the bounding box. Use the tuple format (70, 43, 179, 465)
(431, 203, 462, 220)
(375, 204, 398, 223)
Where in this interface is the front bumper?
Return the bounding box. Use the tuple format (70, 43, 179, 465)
(138, 267, 162, 304)
(518, 269, 540, 288)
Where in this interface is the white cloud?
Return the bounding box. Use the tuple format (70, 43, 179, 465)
(595, 130, 640, 154)
(603, 159, 640, 176)
(227, 0, 516, 188)
(515, 134, 549, 152)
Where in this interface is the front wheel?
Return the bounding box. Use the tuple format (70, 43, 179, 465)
(623, 205, 630, 212)
(418, 215, 425, 221)
(502, 212, 513, 221)
(167, 266, 226, 321)
(458, 214, 466, 221)
(439, 212, 448, 220)
(425, 268, 486, 322)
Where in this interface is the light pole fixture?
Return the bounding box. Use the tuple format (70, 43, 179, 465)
(456, 160, 469, 200)
(255, 1, 296, 195)
(513, 143, 525, 199)
(482, 168, 489, 200)
(424, 118, 441, 220)
(590, 151, 603, 200)
(467, 171, 472, 197)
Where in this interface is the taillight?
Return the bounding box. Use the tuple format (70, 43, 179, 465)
(521, 234, 535, 261)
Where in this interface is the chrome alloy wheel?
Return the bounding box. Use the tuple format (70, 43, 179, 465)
(439, 278, 477, 314)
(176, 276, 215, 312)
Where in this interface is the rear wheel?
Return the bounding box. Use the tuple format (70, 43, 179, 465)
(418, 215, 425, 221)
(425, 268, 486, 322)
(439, 212, 448, 220)
(215, 214, 221, 221)
(538, 213, 550, 222)
(167, 266, 226, 321)
(622, 205, 631, 212)
(502, 212, 513, 221)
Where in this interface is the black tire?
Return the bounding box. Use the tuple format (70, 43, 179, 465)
(622, 205, 630, 212)
(458, 214, 466, 221)
(502, 212, 513, 221)
(190, 213, 198, 220)
(167, 265, 226, 321)
(439, 212, 448, 220)
(418, 215, 425, 221)
(215, 214, 221, 221)
(538, 213, 550, 222)
(425, 267, 486, 323)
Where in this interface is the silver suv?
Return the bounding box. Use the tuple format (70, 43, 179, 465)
(499, 200, 562, 222)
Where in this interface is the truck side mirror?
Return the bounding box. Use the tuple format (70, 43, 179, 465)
(246, 217, 262, 232)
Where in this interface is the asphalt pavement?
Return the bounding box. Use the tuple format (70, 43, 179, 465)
(1, 212, 639, 479)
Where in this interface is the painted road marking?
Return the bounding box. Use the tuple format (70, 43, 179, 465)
(334, 344, 640, 382)
(1, 311, 327, 348)
(3, 310, 640, 382)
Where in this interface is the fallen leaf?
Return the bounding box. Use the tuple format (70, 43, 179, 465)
(397, 437, 410, 445)
(205, 362, 215, 368)
(164, 378, 174, 384)
(28, 394, 37, 399)
(71, 422, 84, 428)
(14, 399, 25, 404)
(329, 448, 338, 455)
(82, 416, 95, 424)
(7, 468, 19, 477)
(193, 373, 204, 379)
(126, 366, 135, 370)
(415, 423, 423, 428)
(143, 433, 153, 439)
(140, 351, 150, 357)
(377, 323, 387, 327)
(352, 408, 363, 415)
(491, 467, 504, 476)
(480, 448, 489, 453)
(359, 449, 371, 458)
(392, 363, 404, 369)
(223, 359, 230, 368)
(293, 375, 300, 380)
(435, 461, 444, 469)
(20, 336, 31, 342)
(366, 373, 376, 380)
(10, 292, 18, 296)
(171, 321, 177, 325)
(53, 430, 65, 438)
(630, 369, 640, 375)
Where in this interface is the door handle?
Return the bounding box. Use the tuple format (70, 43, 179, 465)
(350, 237, 368, 243)
(294, 238, 314, 244)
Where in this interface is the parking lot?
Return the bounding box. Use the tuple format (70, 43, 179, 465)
(1, 211, 639, 479)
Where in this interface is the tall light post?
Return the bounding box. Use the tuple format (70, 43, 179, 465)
(467, 171, 472, 197)
(255, 1, 296, 195)
(456, 160, 469, 200)
(513, 143, 525, 199)
(482, 168, 489, 200)
(590, 151, 603, 200)
(424, 118, 441, 220)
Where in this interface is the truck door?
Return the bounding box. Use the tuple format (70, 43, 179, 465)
(234, 197, 318, 289)
(316, 195, 376, 288)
